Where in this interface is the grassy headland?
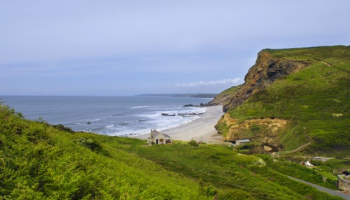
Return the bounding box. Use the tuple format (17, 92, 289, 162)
(215, 45, 350, 156)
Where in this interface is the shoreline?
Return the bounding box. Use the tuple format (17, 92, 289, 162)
(135, 105, 226, 144)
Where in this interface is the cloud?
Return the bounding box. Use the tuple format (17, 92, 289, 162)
(176, 78, 242, 87)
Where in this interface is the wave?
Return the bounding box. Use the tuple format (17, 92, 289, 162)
(130, 106, 151, 109)
(62, 105, 207, 137)
(90, 118, 101, 122)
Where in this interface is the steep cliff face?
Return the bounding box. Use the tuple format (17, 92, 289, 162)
(222, 51, 310, 112)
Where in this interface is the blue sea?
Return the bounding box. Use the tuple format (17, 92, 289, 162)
(0, 96, 210, 136)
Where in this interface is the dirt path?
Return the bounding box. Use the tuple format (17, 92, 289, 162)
(321, 61, 333, 67)
(288, 176, 350, 199)
(280, 142, 312, 154)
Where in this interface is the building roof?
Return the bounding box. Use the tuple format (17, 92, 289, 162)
(150, 129, 171, 139)
(236, 139, 250, 142)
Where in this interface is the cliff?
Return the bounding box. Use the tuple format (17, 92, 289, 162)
(214, 45, 350, 156)
(221, 50, 310, 112)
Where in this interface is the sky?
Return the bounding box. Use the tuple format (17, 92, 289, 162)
(1, 1, 349, 96)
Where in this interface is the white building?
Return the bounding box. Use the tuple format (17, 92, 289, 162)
(148, 129, 172, 145)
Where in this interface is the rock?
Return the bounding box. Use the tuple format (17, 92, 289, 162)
(87, 122, 91, 124)
(264, 146, 272, 152)
(162, 113, 176, 116)
(183, 103, 209, 107)
(216, 50, 310, 112)
(177, 112, 203, 117)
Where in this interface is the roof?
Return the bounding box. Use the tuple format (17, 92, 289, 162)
(236, 139, 250, 142)
(150, 129, 171, 139)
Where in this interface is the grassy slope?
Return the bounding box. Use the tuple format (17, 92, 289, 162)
(222, 46, 350, 156)
(0, 105, 342, 199)
(0, 106, 210, 200)
(98, 135, 343, 200)
(209, 85, 242, 105)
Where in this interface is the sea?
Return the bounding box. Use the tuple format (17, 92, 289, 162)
(0, 96, 211, 136)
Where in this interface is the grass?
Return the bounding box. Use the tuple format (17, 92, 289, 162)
(0, 104, 343, 199)
(99, 135, 343, 200)
(257, 155, 339, 189)
(0, 106, 211, 199)
(218, 46, 350, 156)
(210, 85, 242, 105)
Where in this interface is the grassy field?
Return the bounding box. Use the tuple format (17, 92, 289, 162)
(218, 46, 350, 156)
(0, 103, 344, 199)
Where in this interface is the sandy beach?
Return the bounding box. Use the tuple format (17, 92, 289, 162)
(136, 105, 226, 144)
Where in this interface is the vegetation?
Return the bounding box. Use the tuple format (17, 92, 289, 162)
(100, 136, 343, 200)
(0, 105, 210, 199)
(257, 155, 339, 189)
(1, 45, 349, 199)
(217, 46, 350, 156)
(0, 104, 343, 199)
(209, 85, 242, 105)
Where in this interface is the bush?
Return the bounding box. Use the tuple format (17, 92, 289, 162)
(204, 185, 217, 196)
(219, 189, 254, 200)
(188, 140, 199, 146)
(53, 124, 74, 133)
(73, 133, 102, 152)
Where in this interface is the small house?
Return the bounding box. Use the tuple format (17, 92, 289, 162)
(231, 139, 251, 146)
(148, 129, 172, 145)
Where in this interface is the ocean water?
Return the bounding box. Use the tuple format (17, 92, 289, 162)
(1, 96, 210, 136)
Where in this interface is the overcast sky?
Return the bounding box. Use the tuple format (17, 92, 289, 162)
(1, 1, 349, 96)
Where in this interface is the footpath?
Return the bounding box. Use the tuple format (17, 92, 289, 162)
(288, 176, 350, 200)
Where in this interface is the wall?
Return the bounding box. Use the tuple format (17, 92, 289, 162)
(338, 175, 350, 191)
(155, 135, 166, 144)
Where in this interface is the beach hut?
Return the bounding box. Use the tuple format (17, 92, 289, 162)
(148, 129, 172, 145)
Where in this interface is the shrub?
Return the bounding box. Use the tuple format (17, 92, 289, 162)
(53, 124, 74, 133)
(188, 140, 199, 146)
(204, 185, 217, 196)
(73, 133, 102, 152)
(219, 189, 254, 200)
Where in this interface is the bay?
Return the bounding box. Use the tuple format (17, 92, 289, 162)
(0, 96, 211, 136)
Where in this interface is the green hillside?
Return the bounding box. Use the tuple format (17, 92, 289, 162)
(0, 103, 343, 199)
(215, 45, 350, 156)
(0, 105, 210, 199)
(209, 85, 242, 105)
